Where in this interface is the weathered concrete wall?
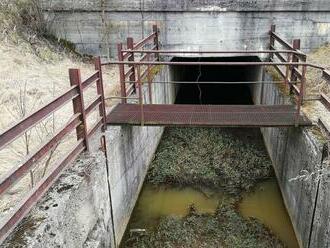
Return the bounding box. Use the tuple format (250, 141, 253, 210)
(41, 0, 330, 12)
(2, 131, 115, 248)
(309, 167, 330, 248)
(252, 72, 328, 248)
(41, 0, 330, 57)
(104, 66, 175, 246)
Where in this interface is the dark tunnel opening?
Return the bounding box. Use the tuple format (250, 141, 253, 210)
(171, 57, 262, 105)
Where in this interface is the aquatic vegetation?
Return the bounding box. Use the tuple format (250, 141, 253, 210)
(147, 128, 273, 194)
(122, 128, 287, 247)
(123, 200, 284, 248)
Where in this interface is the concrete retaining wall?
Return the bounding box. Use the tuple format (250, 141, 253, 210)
(252, 72, 328, 248)
(104, 66, 176, 246)
(41, 0, 330, 57)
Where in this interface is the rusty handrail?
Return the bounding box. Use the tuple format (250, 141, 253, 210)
(82, 71, 100, 90)
(0, 86, 79, 150)
(113, 25, 160, 101)
(0, 140, 85, 244)
(85, 95, 102, 116)
(120, 49, 305, 56)
(133, 33, 157, 50)
(270, 31, 296, 50)
(101, 60, 325, 69)
(0, 114, 81, 197)
(102, 23, 329, 132)
(323, 70, 330, 81)
(123, 80, 300, 85)
(137, 65, 144, 126)
(0, 62, 107, 244)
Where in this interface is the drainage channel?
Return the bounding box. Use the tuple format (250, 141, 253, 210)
(121, 57, 299, 247)
(121, 127, 299, 248)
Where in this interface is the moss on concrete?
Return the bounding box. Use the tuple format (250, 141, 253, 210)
(5, 215, 45, 247)
(142, 65, 164, 84)
(265, 66, 283, 82)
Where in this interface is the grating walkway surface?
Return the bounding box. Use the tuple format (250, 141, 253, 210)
(106, 104, 312, 127)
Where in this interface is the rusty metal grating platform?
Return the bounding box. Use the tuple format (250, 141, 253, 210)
(106, 104, 312, 127)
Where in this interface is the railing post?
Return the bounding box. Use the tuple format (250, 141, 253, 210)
(285, 52, 292, 88)
(269, 24, 276, 61)
(291, 39, 301, 83)
(117, 43, 127, 104)
(127, 37, 137, 93)
(94, 57, 107, 131)
(295, 65, 306, 127)
(147, 54, 153, 104)
(69, 69, 89, 151)
(136, 65, 144, 126)
(300, 65, 306, 105)
(153, 24, 160, 61)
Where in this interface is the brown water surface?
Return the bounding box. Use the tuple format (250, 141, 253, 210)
(239, 179, 299, 248)
(128, 180, 299, 247)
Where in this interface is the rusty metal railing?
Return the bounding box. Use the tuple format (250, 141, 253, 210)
(103, 24, 330, 128)
(112, 25, 160, 104)
(106, 60, 309, 126)
(0, 58, 106, 244)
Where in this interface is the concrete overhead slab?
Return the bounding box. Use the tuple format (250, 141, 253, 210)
(41, 0, 330, 12)
(41, 0, 330, 57)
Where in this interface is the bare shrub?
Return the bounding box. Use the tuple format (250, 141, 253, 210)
(1, 80, 61, 188)
(0, 0, 45, 38)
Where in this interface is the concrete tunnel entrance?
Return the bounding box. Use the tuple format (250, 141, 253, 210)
(171, 56, 262, 104)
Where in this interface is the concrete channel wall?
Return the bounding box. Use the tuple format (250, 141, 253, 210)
(41, 0, 330, 57)
(2, 66, 176, 248)
(104, 66, 176, 246)
(252, 72, 328, 248)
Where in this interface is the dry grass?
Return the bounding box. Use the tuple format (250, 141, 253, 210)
(0, 42, 119, 132)
(266, 45, 330, 129)
(0, 39, 120, 220)
(306, 43, 330, 97)
(301, 44, 330, 130)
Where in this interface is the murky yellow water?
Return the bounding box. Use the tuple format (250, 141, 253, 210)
(239, 179, 299, 248)
(129, 186, 223, 229)
(128, 180, 299, 247)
